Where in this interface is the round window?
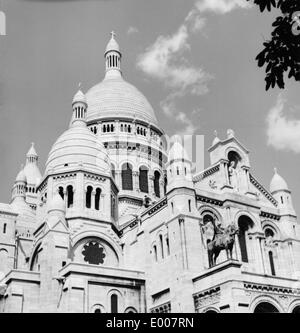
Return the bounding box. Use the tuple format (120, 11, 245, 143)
(82, 241, 106, 265)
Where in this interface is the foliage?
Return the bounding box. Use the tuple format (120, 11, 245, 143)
(247, 0, 300, 90)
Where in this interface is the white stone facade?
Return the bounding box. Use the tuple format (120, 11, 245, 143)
(0, 33, 300, 313)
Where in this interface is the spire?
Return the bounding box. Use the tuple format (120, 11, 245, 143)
(104, 31, 122, 77)
(71, 86, 87, 128)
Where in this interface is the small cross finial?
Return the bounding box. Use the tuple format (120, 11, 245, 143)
(110, 31, 116, 39)
(214, 130, 218, 137)
(274, 167, 277, 174)
(78, 82, 82, 89)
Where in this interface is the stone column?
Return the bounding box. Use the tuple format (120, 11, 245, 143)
(100, 194, 105, 212)
(91, 190, 96, 210)
(149, 175, 155, 196)
(220, 159, 231, 189)
(133, 171, 139, 192)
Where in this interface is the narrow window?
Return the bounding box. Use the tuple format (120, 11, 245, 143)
(67, 185, 74, 208)
(122, 163, 133, 190)
(111, 294, 118, 313)
(139, 167, 149, 193)
(269, 251, 276, 276)
(58, 186, 64, 200)
(171, 202, 174, 214)
(95, 188, 101, 211)
(166, 237, 170, 255)
(188, 199, 191, 212)
(153, 245, 158, 262)
(159, 234, 164, 259)
(86, 186, 92, 209)
(3, 223, 7, 234)
(281, 196, 284, 204)
(154, 171, 160, 198)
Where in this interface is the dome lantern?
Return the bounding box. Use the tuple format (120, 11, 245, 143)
(71, 85, 87, 128)
(104, 31, 122, 77)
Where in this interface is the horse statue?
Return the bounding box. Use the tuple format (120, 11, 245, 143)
(207, 223, 239, 267)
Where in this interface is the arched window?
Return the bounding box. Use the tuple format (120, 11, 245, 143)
(188, 200, 191, 212)
(139, 166, 149, 193)
(86, 186, 93, 209)
(238, 216, 254, 263)
(159, 234, 164, 259)
(154, 171, 160, 198)
(292, 306, 300, 313)
(3, 223, 7, 234)
(58, 186, 64, 200)
(94, 308, 101, 313)
(122, 163, 133, 190)
(95, 188, 101, 211)
(111, 294, 118, 313)
(254, 302, 279, 313)
(268, 251, 276, 276)
(164, 176, 167, 195)
(67, 185, 74, 208)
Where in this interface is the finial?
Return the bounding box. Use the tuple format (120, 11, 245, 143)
(78, 82, 82, 90)
(111, 31, 116, 39)
(227, 129, 235, 138)
(274, 167, 277, 174)
(31, 142, 34, 147)
(214, 130, 218, 137)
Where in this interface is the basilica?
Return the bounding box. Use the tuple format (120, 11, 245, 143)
(0, 33, 300, 313)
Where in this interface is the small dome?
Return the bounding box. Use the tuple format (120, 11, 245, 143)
(48, 193, 65, 213)
(72, 89, 87, 105)
(105, 32, 120, 54)
(270, 168, 289, 193)
(168, 136, 191, 163)
(46, 126, 110, 174)
(16, 166, 26, 183)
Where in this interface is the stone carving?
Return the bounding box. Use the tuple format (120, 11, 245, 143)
(209, 179, 218, 190)
(207, 223, 239, 266)
(228, 160, 239, 190)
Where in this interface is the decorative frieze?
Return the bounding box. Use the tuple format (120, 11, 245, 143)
(249, 174, 278, 207)
(150, 301, 171, 313)
(193, 287, 221, 310)
(193, 164, 220, 183)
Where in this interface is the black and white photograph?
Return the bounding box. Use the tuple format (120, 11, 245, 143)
(0, 0, 300, 317)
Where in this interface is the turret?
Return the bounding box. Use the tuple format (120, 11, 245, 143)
(71, 87, 87, 127)
(270, 168, 295, 216)
(166, 136, 193, 193)
(11, 165, 27, 202)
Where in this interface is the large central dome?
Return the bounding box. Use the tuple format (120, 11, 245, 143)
(86, 76, 158, 125)
(85, 32, 158, 126)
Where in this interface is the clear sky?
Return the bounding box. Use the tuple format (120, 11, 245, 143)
(0, 0, 300, 214)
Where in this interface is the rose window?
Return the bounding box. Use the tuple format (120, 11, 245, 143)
(82, 241, 106, 265)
